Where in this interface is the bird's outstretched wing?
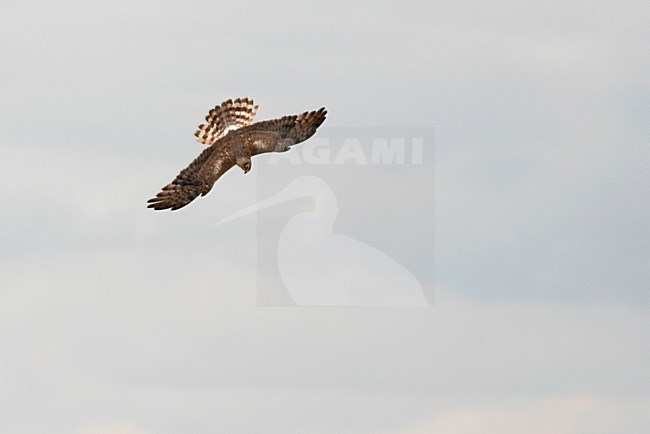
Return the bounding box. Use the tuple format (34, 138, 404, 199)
(241, 107, 327, 156)
(195, 97, 259, 145)
(147, 144, 236, 210)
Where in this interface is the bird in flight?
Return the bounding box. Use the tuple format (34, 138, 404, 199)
(147, 97, 327, 211)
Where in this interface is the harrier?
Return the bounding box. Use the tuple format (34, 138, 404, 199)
(147, 97, 327, 211)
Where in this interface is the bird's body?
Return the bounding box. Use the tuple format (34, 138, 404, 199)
(148, 98, 326, 210)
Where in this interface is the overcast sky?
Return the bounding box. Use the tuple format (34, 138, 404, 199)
(1, 0, 649, 433)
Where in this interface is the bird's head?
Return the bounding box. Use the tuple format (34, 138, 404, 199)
(236, 156, 252, 174)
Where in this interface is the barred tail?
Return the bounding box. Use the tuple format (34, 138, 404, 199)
(195, 97, 259, 145)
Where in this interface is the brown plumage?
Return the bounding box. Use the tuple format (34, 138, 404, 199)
(147, 98, 327, 211)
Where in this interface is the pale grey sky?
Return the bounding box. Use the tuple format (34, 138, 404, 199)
(1, 0, 649, 433)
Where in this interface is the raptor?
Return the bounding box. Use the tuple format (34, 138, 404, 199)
(147, 97, 327, 211)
